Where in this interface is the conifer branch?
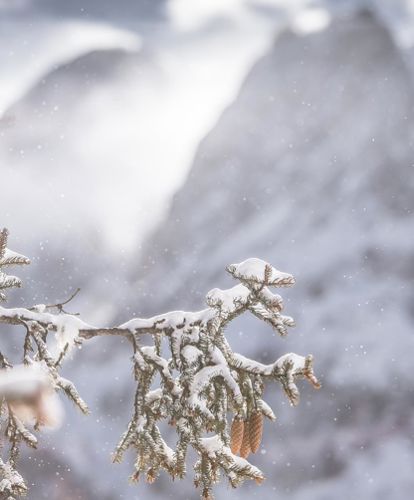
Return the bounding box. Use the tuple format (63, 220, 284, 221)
(0, 232, 320, 499)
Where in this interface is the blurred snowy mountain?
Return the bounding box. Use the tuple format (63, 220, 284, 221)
(2, 2, 414, 499)
(0, 1, 279, 265)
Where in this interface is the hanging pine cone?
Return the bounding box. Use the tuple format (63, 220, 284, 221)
(230, 417, 244, 455)
(249, 411, 263, 453)
(239, 419, 251, 458)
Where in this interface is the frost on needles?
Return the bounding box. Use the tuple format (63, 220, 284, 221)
(0, 230, 320, 500)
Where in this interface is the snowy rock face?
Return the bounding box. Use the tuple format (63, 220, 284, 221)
(130, 12, 414, 499)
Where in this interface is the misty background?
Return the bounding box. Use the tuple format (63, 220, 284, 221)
(1, 0, 414, 498)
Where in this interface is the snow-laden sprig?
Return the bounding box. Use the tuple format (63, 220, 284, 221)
(109, 257, 319, 497)
(0, 233, 320, 500)
(227, 258, 296, 288)
(0, 229, 30, 302)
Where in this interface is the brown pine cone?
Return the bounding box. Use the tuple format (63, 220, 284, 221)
(239, 419, 251, 459)
(249, 411, 263, 453)
(230, 418, 244, 455)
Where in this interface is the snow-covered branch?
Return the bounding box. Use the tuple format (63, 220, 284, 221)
(0, 231, 320, 499)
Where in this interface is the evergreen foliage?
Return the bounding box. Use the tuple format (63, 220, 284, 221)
(0, 230, 320, 499)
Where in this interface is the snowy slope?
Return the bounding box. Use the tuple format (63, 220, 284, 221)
(127, 10, 414, 499)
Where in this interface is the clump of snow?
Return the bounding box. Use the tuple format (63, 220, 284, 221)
(159, 439, 175, 466)
(206, 284, 251, 311)
(0, 304, 90, 355)
(227, 451, 264, 481)
(227, 258, 295, 287)
(257, 288, 284, 311)
(199, 435, 224, 457)
(145, 388, 163, 405)
(120, 308, 215, 332)
(232, 352, 274, 376)
(257, 399, 276, 421)
(188, 364, 242, 418)
(32, 304, 46, 313)
(139, 347, 181, 397)
(54, 315, 82, 352)
(181, 345, 203, 365)
(275, 353, 308, 373)
(0, 248, 30, 267)
(136, 415, 146, 432)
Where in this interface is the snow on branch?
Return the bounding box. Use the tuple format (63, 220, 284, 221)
(227, 258, 296, 288)
(0, 229, 30, 302)
(0, 231, 320, 499)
